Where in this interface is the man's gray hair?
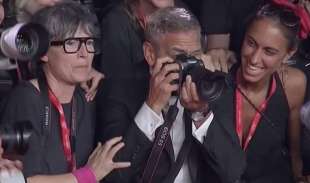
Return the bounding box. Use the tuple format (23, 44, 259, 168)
(145, 7, 201, 43)
(31, 1, 100, 41)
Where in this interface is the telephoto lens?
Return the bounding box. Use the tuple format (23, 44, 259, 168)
(175, 54, 227, 102)
(0, 120, 33, 155)
(0, 23, 49, 61)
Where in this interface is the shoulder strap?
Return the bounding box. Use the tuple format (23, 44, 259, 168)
(140, 104, 179, 183)
(37, 74, 52, 172)
(37, 75, 51, 146)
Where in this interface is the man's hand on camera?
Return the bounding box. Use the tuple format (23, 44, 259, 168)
(206, 48, 237, 73)
(80, 68, 104, 102)
(146, 57, 179, 115)
(180, 75, 208, 112)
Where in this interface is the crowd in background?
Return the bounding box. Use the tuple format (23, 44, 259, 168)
(0, 0, 309, 183)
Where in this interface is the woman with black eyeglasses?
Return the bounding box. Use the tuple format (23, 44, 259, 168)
(0, 2, 130, 183)
(187, 1, 310, 183)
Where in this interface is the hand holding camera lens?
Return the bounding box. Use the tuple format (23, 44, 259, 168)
(180, 75, 208, 112)
(175, 54, 227, 103)
(146, 57, 180, 114)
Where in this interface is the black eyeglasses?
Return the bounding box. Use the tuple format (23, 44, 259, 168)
(257, 4, 300, 28)
(50, 37, 100, 54)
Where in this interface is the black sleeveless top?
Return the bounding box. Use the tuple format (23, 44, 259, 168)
(205, 67, 293, 183)
(242, 73, 293, 182)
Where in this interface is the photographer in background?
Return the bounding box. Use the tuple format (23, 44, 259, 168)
(13, 0, 103, 101)
(0, 2, 130, 183)
(100, 7, 229, 183)
(0, 0, 19, 102)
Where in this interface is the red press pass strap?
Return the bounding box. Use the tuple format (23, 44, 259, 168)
(235, 75, 277, 150)
(48, 89, 76, 171)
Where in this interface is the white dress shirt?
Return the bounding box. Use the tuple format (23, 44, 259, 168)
(135, 99, 214, 183)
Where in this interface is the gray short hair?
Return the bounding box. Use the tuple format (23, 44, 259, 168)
(30, 1, 100, 41)
(145, 7, 201, 44)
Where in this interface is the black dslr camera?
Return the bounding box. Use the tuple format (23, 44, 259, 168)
(0, 121, 33, 155)
(175, 54, 226, 102)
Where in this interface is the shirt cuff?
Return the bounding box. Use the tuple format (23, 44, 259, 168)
(192, 112, 214, 143)
(135, 102, 164, 141)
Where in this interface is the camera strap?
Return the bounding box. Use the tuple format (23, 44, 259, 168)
(235, 72, 277, 150)
(140, 104, 179, 183)
(38, 76, 77, 171)
(141, 101, 193, 183)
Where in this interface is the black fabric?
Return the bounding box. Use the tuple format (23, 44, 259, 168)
(291, 38, 310, 102)
(200, 0, 265, 54)
(99, 2, 148, 80)
(302, 124, 310, 175)
(0, 81, 95, 177)
(203, 67, 293, 183)
(96, 77, 214, 183)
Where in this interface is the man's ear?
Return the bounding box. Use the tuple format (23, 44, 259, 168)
(40, 55, 48, 63)
(143, 41, 156, 67)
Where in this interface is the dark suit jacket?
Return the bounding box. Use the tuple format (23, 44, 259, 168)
(96, 78, 219, 183)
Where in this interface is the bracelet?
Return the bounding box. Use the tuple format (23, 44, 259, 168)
(72, 166, 97, 183)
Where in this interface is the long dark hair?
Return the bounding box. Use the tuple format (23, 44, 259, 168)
(246, 2, 301, 50)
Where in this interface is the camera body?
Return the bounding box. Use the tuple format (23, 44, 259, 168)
(175, 54, 226, 102)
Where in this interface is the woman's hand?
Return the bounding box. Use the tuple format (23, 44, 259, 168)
(80, 68, 104, 102)
(205, 48, 236, 73)
(86, 137, 130, 181)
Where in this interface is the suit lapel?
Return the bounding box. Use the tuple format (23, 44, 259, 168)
(210, 88, 240, 146)
(184, 111, 198, 182)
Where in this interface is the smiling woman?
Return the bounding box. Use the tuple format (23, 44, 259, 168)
(200, 1, 309, 183)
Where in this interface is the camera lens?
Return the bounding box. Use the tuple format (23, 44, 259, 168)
(175, 54, 226, 102)
(197, 71, 226, 102)
(0, 121, 33, 155)
(16, 31, 37, 56)
(0, 23, 49, 61)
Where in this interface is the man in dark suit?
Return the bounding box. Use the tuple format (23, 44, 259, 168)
(96, 7, 245, 183)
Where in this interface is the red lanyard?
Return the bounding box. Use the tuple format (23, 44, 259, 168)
(48, 89, 76, 171)
(235, 75, 277, 150)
